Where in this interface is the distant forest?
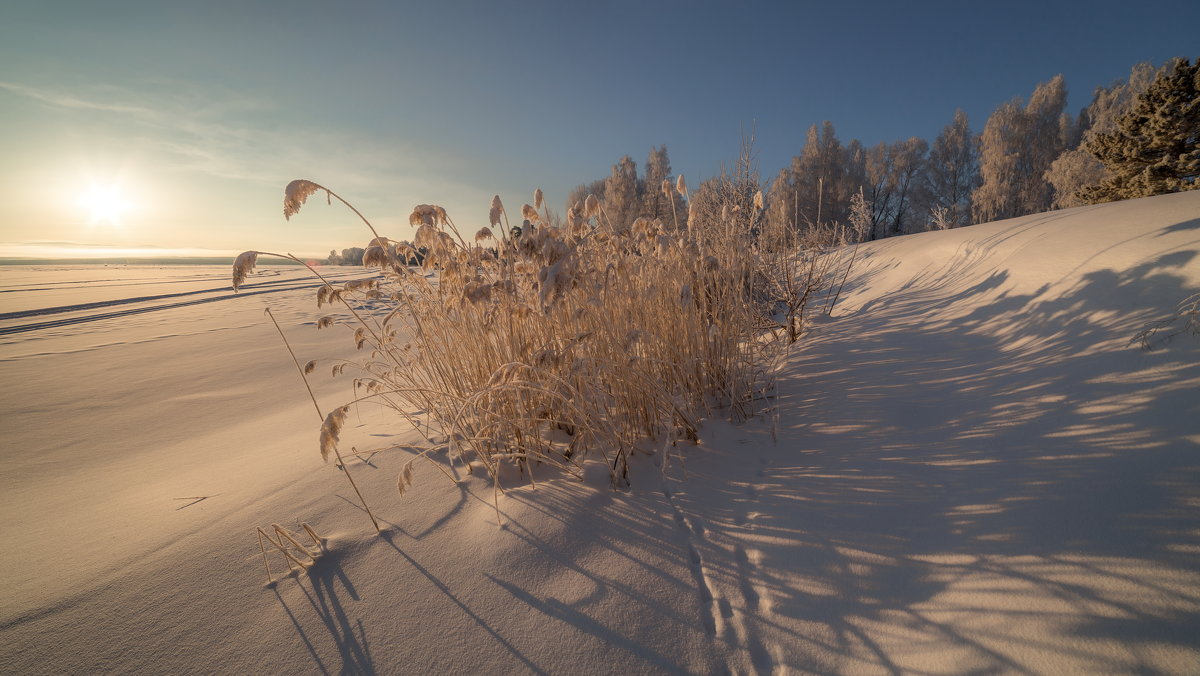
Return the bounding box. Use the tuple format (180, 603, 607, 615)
(567, 57, 1197, 242)
(326, 57, 1196, 263)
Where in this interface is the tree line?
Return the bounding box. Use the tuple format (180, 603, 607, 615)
(319, 57, 1195, 263)
(566, 57, 1197, 243)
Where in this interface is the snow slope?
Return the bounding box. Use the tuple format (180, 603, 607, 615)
(1, 191, 1198, 674)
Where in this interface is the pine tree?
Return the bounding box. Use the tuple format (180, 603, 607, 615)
(1045, 62, 1158, 208)
(1079, 57, 1200, 203)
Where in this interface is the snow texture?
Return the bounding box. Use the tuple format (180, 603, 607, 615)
(1, 191, 1197, 674)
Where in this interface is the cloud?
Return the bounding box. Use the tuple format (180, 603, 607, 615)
(1, 78, 507, 239)
(0, 81, 156, 116)
(0, 79, 411, 190)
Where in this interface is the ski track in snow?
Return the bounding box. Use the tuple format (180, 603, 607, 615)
(0, 275, 312, 321)
(0, 267, 372, 336)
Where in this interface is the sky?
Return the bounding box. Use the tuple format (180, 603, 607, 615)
(1, 0, 1196, 259)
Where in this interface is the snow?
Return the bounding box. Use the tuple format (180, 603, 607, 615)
(2, 191, 1198, 674)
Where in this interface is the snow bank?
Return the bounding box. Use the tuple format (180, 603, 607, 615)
(1, 192, 1197, 674)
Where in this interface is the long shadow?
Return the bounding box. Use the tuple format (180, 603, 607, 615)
(666, 214, 1200, 672)
(269, 210, 1199, 673)
(273, 548, 374, 675)
(486, 574, 687, 673)
(375, 531, 549, 675)
(404, 463, 722, 672)
(1159, 217, 1200, 235)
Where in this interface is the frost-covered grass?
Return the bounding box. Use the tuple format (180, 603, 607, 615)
(235, 179, 835, 522)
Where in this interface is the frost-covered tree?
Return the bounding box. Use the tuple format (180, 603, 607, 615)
(972, 99, 1022, 222)
(770, 122, 857, 234)
(687, 135, 762, 245)
(974, 75, 1070, 222)
(863, 141, 895, 239)
(686, 176, 737, 242)
(566, 178, 606, 214)
(1046, 62, 1158, 208)
(568, 146, 691, 231)
(804, 121, 858, 225)
(604, 155, 640, 229)
(925, 109, 980, 228)
(1079, 57, 1200, 203)
(641, 145, 685, 227)
(763, 167, 797, 237)
(843, 138, 868, 211)
(1045, 149, 1106, 209)
(860, 137, 929, 238)
(885, 136, 929, 235)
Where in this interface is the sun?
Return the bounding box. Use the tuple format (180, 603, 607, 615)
(80, 182, 131, 226)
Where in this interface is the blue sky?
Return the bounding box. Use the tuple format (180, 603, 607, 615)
(1, 0, 1196, 258)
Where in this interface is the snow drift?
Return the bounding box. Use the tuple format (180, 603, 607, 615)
(1, 191, 1197, 674)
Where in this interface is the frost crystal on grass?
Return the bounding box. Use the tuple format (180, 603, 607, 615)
(283, 180, 322, 220)
(319, 406, 349, 463)
(489, 195, 503, 227)
(397, 460, 414, 496)
(414, 224, 439, 250)
(253, 179, 785, 529)
(232, 251, 258, 292)
(409, 204, 449, 227)
(363, 245, 387, 268)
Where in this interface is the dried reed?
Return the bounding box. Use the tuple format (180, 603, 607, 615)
(237, 174, 816, 528)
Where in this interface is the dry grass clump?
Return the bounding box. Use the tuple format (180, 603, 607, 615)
(238, 177, 822, 525)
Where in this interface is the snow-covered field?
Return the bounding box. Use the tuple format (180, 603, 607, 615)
(1, 192, 1198, 674)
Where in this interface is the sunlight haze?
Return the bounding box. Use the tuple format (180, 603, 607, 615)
(1, 1, 1196, 258)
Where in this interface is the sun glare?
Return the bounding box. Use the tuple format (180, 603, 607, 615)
(80, 182, 131, 226)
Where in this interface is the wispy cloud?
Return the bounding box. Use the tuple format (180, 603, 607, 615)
(0, 79, 420, 191)
(0, 81, 155, 116)
(1, 78, 509, 239)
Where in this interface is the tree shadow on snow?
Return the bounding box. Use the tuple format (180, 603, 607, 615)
(266, 212, 1199, 674)
(678, 220, 1200, 672)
